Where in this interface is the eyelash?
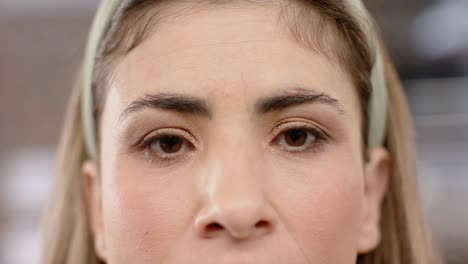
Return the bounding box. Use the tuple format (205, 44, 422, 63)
(135, 122, 329, 164)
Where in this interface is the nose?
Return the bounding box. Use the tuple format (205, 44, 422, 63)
(194, 157, 275, 241)
(195, 197, 274, 240)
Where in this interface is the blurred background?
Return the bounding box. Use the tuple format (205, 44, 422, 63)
(0, 0, 467, 263)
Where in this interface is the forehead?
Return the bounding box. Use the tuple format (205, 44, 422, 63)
(108, 5, 360, 115)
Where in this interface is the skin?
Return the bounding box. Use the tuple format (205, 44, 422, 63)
(83, 5, 390, 264)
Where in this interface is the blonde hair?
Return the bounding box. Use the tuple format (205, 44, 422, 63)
(43, 1, 440, 263)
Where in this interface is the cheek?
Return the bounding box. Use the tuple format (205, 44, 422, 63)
(100, 157, 195, 263)
(269, 153, 364, 261)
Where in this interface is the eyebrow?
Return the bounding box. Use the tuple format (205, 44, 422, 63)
(119, 93, 212, 122)
(119, 88, 344, 122)
(255, 88, 345, 115)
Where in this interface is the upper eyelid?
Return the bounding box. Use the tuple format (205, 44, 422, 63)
(268, 121, 323, 141)
(143, 127, 199, 147)
(118, 116, 202, 147)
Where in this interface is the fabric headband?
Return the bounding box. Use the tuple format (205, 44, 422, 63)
(82, 0, 388, 160)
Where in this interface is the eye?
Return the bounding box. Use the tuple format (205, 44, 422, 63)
(152, 134, 185, 154)
(281, 128, 315, 147)
(271, 121, 328, 153)
(139, 128, 196, 163)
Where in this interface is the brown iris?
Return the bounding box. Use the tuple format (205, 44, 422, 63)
(158, 135, 184, 153)
(284, 129, 308, 147)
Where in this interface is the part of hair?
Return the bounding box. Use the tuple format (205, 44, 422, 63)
(92, 0, 372, 145)
(43, 1, 440, 263)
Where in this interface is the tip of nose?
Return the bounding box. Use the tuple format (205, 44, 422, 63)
(195, 201, 275, 240)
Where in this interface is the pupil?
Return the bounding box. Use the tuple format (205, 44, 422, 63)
(285, 129, 307, 146)
(159, 135, 183, 153)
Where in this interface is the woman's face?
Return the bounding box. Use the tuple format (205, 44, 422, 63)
(83, 5, 389, 264)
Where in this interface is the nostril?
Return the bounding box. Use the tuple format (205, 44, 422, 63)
(206, 222, 224, 233)
(255, 220, 270, 229)
(200, 219, 273, 239)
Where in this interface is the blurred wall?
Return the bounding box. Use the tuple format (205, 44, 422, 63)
(0, 3, 96, 262)
(0, 13, 93, 152)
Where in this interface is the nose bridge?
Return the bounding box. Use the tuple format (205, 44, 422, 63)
(212, 147, 262, 210)
(207, 125, 261, 200)
(194, 135, 273, 240)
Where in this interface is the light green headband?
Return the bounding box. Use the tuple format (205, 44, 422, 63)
(82, 0, 388, 160)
